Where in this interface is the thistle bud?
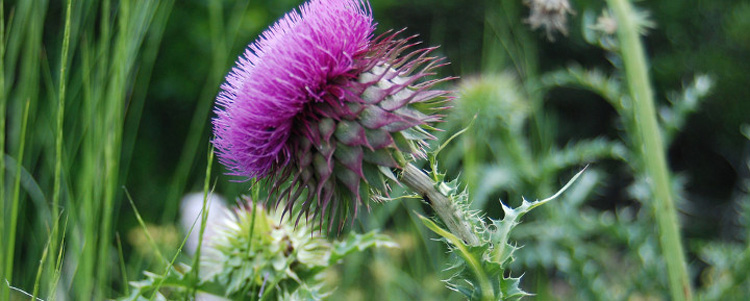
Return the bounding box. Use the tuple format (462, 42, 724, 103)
(202, 198, 396, 299)
(202, 199, 333, 298)
(524, 0, 575, 41)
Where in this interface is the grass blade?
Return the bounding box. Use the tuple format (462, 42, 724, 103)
(4, 98, 31, 298)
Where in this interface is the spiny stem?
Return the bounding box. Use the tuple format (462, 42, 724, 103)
(606, 0, 693, 299)
(400, 163, 479, 246)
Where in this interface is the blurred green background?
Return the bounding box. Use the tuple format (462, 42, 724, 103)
(2, 0, 749, 299)
(139, 0, 750, 245)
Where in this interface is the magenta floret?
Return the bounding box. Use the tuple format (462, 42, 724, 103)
(213, 0, 374, 179)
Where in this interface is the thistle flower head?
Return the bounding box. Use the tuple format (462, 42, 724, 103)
(213, 0, 451, 230)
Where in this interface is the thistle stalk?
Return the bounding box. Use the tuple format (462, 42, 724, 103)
(607, 0, 692, 299)
(400, 163, 479, 246)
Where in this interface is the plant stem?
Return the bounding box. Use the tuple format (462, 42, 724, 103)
(607, 0, 692, 299)
(4, 99, 30, 300)
(400, 163, 479, 246)
(50, 0, 72, 290)
(191, 147, 215, 298)
(0, 1, 6, 299)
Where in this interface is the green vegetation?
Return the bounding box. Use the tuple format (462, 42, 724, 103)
(2, 0, 748, 300)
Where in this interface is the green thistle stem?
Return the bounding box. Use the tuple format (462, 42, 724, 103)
(400, 163, 480, 246)
(607, 0, 693, 299)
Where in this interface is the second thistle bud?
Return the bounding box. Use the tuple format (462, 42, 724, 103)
(524, 0, 575, 40)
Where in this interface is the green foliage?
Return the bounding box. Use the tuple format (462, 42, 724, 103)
(416, 136, 585, 300)
(2, 0, 749, 300)
(697, 241, 750, 300)
(124, 202, 396, 300)
(696, 137, 750, 300)
(511, 170, 669, 299)
(434, 1, 722, 298)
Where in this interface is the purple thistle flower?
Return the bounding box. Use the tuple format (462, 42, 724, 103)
(212, 0, 451, 231)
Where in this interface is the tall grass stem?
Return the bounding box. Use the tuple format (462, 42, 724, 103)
(0, 1, 7, 298)
(607, 0, 693, 299)
(4, 99, 30, 298)
(190, 146, 215, 297)
(50, 0, 72, 287)
(97, 0, 131, 295)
